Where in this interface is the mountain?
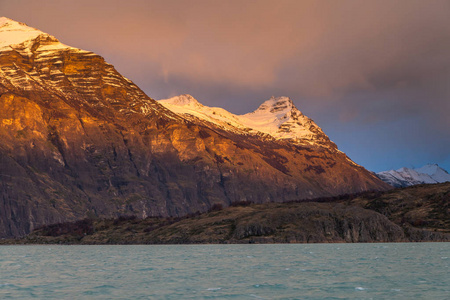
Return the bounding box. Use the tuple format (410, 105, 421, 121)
(377, 164, 450, 187)
(0, 17, 389, 238)
(159, 95, 335, 149)
(415, 164, 450, 183)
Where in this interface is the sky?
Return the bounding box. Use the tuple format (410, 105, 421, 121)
(1, 0, 449, 172)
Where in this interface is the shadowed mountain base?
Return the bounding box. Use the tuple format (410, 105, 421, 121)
(3, 182, 448, 244)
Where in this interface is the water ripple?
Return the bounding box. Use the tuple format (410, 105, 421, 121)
(0, 243, 448, 299)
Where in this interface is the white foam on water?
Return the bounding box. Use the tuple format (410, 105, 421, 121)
(0, 283, 12, 286)
(250, 294, 265, 299)
(206, 287, 221, 291)
(355, 287, 367, 291)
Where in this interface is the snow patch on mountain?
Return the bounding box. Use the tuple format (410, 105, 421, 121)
(0, 17, 74, 53)
(158, 95, 336, 149)
(240, 97, 328, 143)
(414, 164, 450, 183)
(159, 94, 250, 132)
(377, 164, 450, 188)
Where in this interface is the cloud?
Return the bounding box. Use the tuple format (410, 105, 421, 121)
(4, 1, 449, 96)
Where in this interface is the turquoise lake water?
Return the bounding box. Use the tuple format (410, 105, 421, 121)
(0, 243, 448, 299)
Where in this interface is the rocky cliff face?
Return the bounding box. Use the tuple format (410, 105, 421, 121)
(0, 18, 389, 238)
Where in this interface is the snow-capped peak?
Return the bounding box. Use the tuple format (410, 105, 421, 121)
(0, 17, 24, 27)
(243, 96, 307, 129)
(0, 17, 14, 26)
(158, 95, 336, 149)
(376, 164, 450, 187)
(159, 94, 203, 109)
(414, 164, 450, 183)
(0, 17, 71, 53)
(158, 95, 247, 132)
(415, 164, 440, 176)
(1, 17, 43, 48)
(239, 96, 334, 147)
(241, 96, 304, 132)
(254, 96, 295, 114)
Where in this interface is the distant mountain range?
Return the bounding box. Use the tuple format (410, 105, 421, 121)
(377, 164, 450, 187)
(0, 17, 388, 238)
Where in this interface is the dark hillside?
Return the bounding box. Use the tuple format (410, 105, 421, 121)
(4, 183, 448, 244)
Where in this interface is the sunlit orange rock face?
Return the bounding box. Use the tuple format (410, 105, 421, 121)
(0, 22, 389, 238)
